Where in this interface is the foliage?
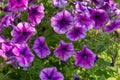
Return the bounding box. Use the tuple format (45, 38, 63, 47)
(0, 0, 120, 80)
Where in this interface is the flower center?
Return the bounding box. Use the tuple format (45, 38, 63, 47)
(62, 47, 67, 52)
(95, 14, 100, 19)
(80, 17, 85, 22)
(32, 9, 37, 14)
(16, 0, 21, 2)
(20, 51, 25, 56)
(6, 51, 10, 54)
(82, 54, 87, 59)
(39, 44, 43, 49)
(47, 76, 52, 80)
(22, 32, 27, 36)
(60, 19, 66, 25)
(75, 29, 80, 34)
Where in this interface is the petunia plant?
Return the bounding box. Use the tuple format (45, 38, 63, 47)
(0, 0, 120, 80)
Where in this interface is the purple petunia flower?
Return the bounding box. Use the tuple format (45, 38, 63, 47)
(108, 0, 118, 11)
(0, 42, 18, 68)
(28, 3, 45, 26)
(39, 67, 64, 80)
(0, 42, 14, 59)
(75, 1, 89, 15)
(8, 0, 28, 11)
(90, 9, 109, 29)
(0, 12, 21, 30)
(54, 40, 74, 61)
(92, 0, 104, 8)
(0, 36, 6, 43)
(100, 2, 111, 15)
(0, 36, 7, 52)
(11, 22, 36, 43)
(74, 13, 94, 30)
(12, 44, 34, 68)
(66, 26, 86, 41)
(0, 14, 13, 31)
(51, 0, 68, 8)
(32, 36, 51, 59)
(4, 3, 12, 12)
(105, 20, 120, 34)
(51, 10, 74, 34)
(75, 45, 98, 69)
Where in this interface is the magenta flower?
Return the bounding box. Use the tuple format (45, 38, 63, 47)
(0, 36, 6, 43)
(0, 14, 13, 31)
(51, 10, 74, 34)
(8, 0, 28, 11)
(75, 45, 98, 69)
(12, 44, 34, 68)
(75, 1, 89, 14)
(11, 22, 36, 43)
(39, 67, 64, 80)
(0, 42, 14, 59)
(28, 3, 45, 26)
(66, 26, 86, 41)
(32, 36, 51, 59)
(105, 20, 120, 34)
(51, 0, 68, 8)
(0, 42, 18, 67)
(92, 0, 104, 7)
(74, 13, 94, 30)
(54, 40, 74, 61)
(90, 9, 109, 29)
(0, 12, 21, 30)
(0, 36, 7, 54)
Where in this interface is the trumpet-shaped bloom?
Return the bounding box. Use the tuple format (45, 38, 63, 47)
(0, 42, 18, 67)
(75, 45, 98, 69)
(32, 36, 51, 59)
(105, 20, 120, 34)
(90, 9, 109, 29)
(11, 22, 36, 43)
(39, 67, 64, 80)
(74, 13, 94, 30)
(51, 10, 73, 34)
(0, 14, 13, 32)
(12, 44, 34, 67)
(75, 2, 89, 14)
(28, 3, 45, 26)
(0, 42, 14, 59)
(0, 36, 6, 43)
(66, 26, 86, 41)
(51, 0, 68, 8)
(0, 12, 21, 30)
(54, 40, 74, 61)
(92, 0, 104, 7)
(8, 0, 28, 11)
